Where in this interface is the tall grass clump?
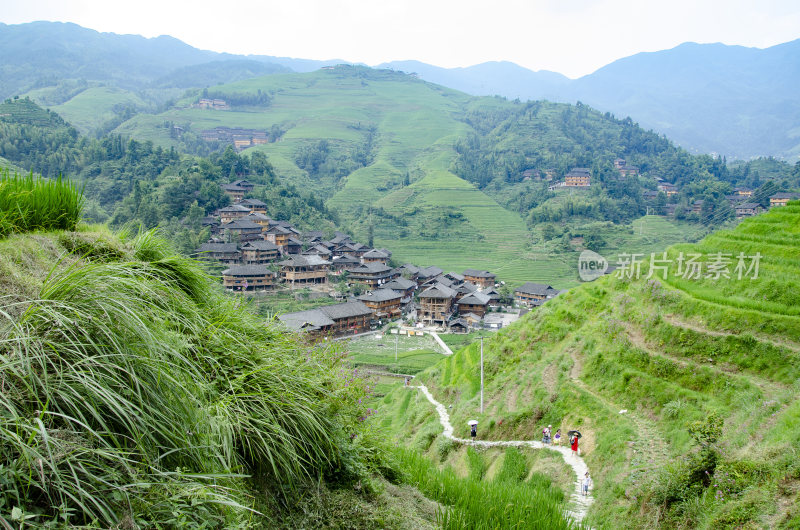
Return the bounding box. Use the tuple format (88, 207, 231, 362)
(0, 169, 84, 237)
(397, 448, 577, 529)
(0, 229, 375, 527)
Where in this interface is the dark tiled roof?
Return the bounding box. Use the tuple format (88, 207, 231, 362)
(771, 192, 800, 199)
(384, 278, 416, 290)
(278, 255, 331, 267)
(417, 266, 443, 279)
(358, 289, 402, 303)
(278, 310, 334, 331)
(197, 243, 238, 253)
(219, 204, 251, 212)
(319, 301, 373, 319)
(351, 263, 392, 274)
(457, 292, 491, 306)
(332, 254, 360, 264)
(463, 269, 495, 278)
(419, 284, 456, 299)
(362, 249, 390, 258)
(241, 241, 279, 251)
(222, 265, 274, 277)
(238, 198, 267, 207)
(514, 282, 556, 296)
(245, 212, 270, 220)
(457, 282, 478, 294)
(223, 219, 262, 230)
(736, 203, 761, 210)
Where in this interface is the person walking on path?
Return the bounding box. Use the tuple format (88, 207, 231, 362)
(542, 425, 552, 444)
(582, 472, 592, 496)
(470, 423, 477, 439)
(554, 428, 562, 445)
(570, 434, 579, 457)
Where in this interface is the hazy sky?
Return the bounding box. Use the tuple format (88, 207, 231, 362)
(2, 0, 799, 78)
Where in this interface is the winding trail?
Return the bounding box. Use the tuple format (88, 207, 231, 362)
(409, 384, 594, 524)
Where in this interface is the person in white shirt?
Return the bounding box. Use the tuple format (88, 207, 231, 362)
(582, 472, 592, 496)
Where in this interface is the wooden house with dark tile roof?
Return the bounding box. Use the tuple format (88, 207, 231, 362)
(237, 198, 268, 215)
(265, 225, 293, 247)
(221, 218, 263, 242)
(284, 237, 303, 255)
(418, 283, 456, 325)
(330, 254, 361, 273)
(361, 248, 390, 264)
(770, 192, 800, 207)
(244, 211, 270, 229)
(218, 204, 251, 223)
(383, 277, 416, 301)
(278, 301, 373, 339)
(735, 202, 763, 218)
(514, 282, 561, 307)
(195, 242, 240, 264)
(278, 255, 331, 285)
(222, 265, 276, 291)
(463, 269, 496, 289)
(357, 288, 403, 319)
(240, 240, 279, 264)
(348, 262, 399, 288)
(448, 318, 469, 333)
(456, 291, 491, 317)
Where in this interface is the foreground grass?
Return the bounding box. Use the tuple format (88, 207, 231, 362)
(0, 228, 383, 527)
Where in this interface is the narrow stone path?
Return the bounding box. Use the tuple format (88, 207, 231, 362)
(409, 384, 594, 524)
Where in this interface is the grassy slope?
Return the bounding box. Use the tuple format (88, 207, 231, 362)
(49, 86, 147, 134)
(377, 203, 800, 528)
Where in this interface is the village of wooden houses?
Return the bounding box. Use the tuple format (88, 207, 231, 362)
(195, 178, 564, 340)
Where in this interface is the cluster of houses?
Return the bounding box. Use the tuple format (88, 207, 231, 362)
(275, 266, 564, 339)
(195, 179, 566, 339)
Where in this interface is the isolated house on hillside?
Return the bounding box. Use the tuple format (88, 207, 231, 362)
(735, 203, 763, 219)
(770, 193, 800, 207)
(565, 168, 591, 187)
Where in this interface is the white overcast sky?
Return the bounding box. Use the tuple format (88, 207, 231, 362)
(2, 0, 799, 78)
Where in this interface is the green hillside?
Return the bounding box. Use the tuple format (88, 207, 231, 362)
(377, 203, 800, 528)
(48, 86, 148, 134)
(109, 65, 717, 286)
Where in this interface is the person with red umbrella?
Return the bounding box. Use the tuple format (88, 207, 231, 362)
(568, 430, 582, 457)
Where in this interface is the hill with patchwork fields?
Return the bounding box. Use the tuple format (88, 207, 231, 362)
(108, 65, 730, 286)
(376, 202, 800, 528)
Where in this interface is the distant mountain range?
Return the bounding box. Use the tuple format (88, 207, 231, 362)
(1, 21, 799, 160)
